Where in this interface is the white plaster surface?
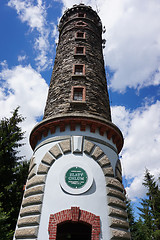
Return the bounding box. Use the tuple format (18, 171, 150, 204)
(33, 127, 118, 173)
(17, 128, 119, 240)
(38, 153, 110, 240)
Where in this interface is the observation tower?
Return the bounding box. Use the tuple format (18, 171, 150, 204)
(14, 4, 131, 240)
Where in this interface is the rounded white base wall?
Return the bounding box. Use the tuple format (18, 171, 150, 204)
(14, 129, 130, 240)
(38, 153, 110, 240)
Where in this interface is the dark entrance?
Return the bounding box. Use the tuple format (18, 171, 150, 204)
(56, 222, 92, 240)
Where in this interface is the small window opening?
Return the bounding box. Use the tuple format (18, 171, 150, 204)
(71, 86, 86, 102)
(74, 64, 85, 75)
(78, 13, 86, 18)
(76, 32, 85, 39)
(75, 46, 85, 55)
(74, 88, 83, 101)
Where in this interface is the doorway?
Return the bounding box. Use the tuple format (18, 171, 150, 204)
(56, 221, 92, 240)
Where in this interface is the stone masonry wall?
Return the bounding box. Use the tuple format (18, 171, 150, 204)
(43, 4, 111, 122)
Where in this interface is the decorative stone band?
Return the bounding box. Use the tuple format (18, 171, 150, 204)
(15, 137, 130, 240)
(48, 207, 100, 240)
(30, 115, 123, 153)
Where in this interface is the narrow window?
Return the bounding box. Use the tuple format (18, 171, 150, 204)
(74, 88, 83, 100)
(78, 13, 86, 18)
(75, 46, 85, 55)
(76, 31, 85, 39)
(73, 64, 85, 75)
(71, 86, 86, 102)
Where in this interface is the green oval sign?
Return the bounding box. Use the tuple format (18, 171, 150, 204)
(65, 167, 88, 189)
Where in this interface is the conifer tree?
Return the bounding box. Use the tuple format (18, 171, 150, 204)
(137, 170, 160, 240)
(126, 198, 137, 239)
(0, 108, 29, 239)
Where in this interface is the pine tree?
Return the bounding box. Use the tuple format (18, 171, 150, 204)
(137, 170, 160, 240)
(143, 170, 160, 239)
(126, 198, 137, 239)
(0, 108, 29, 239)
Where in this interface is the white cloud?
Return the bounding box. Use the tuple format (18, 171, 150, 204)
(0, 62, 48, 158)
(51, 22, 59, 44)
(112, 101, 160, 200)
(59, 0, 160, 91)
(18, 54, 27, 62)
(8, 0, 54, 71)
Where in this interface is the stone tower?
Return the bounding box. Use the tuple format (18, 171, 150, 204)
(14, 4, 131, 240)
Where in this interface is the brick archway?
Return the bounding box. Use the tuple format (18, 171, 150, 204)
(48, 207, 100, 240)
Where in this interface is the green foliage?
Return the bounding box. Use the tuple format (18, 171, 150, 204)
(0, 108, 29, 239)
(128, 169, 160, 240)
(126, 198, 137, 239)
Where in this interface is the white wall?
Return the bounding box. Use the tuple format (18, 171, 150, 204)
(38, 153, 111, 240)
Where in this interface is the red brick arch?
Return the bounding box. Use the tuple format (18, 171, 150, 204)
(48, 207, 100, 240)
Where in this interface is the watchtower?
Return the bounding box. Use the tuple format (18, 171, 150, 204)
(14, 4, 130, 240)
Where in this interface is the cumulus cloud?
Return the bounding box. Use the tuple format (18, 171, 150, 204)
(59, 0, 160, 92)
(112, 101, 160, 200)
(8, 0, 54, 71)
(0, 62, 48, 158)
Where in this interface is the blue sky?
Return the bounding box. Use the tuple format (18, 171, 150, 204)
(0, 0, 160, 204)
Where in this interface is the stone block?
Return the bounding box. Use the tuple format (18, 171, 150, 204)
(22, 195, 43, 208)
(111, 229, 131, 239)
(42, 152, 55, 166)
(103, 167, 114, 177)
(91, 146, 103, 160)
(106, 177, 123, 192)
(107, 188, 125, 200)
(109, 207, 127, 219)
(37, 163, 50, 174)
(59, 139, 71, 153)
(110, 218, 129, 229)
(15, 226, 38, 239)
(29, 156, 36, 173)
(49, 144, 62, 158)
(18, 216, 40, 227)
(84, 140, 94, 155)
(116, 159, 122, 173)
(28, 165, 36, 180)
(24, 185, 44, 198)
(116, 168, 122, 183)
(108, 197, 126, 210)
(20, 205, 41, 217)
(98, 155, 110, 167)
(26, 175, 46, 189)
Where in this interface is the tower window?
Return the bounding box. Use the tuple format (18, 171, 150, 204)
(78, 13, 86, 18)
(71, 86, 86, 101)
(74, 88, 83, 100)
(75, 31, 86, 39)
(74, 46, 85, 55)
(73, 64, 85, 75)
